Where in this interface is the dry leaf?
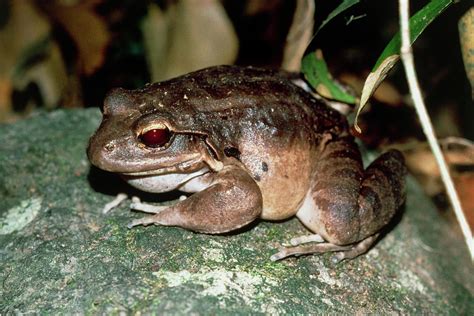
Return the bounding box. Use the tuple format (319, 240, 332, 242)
(440, 138, 474, 164)
(281, 0, 314, 71)
(405, 138, 474, 176)
(355, 55, 399, 132)
(0, 0, 67, 121)
(20, 42, 68, 108)
(403, 138, 474, 196)
(0, 79, 12, 118)
(341, 73, 403, 106)
(458, 7, 474, 98)
(141, 4, 168, 82)
(402, 139, 474, 231)
(45, 1, 110, 76)
(142, 0, 239, 82)
(455, 174, 474, 231)
(245, 0, 282, 16)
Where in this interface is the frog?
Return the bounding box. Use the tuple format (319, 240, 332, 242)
(87, 65, 406, 262)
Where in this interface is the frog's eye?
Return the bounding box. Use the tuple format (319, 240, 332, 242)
(139, 126, 172, 148)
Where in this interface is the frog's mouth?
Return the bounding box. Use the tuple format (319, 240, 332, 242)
(119, 156, 205, 177)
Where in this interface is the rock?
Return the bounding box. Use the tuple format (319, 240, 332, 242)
(0, 109, 472, 314)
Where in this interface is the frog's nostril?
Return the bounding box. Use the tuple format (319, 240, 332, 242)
(105, 143, 115, 152)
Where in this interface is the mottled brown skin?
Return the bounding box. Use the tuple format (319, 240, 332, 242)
(88, 65, 406, 262)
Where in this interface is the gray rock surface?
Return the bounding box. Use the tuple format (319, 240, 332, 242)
(0, 109, 473, 314)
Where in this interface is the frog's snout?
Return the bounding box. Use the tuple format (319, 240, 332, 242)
(87, 134, 114, 171)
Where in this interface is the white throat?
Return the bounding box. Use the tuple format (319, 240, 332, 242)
(123, 168, 210, 193)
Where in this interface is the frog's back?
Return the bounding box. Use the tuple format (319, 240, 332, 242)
(146, 65, 349, 154)
(190, 66, 342, 131)
(165, 65, 348, 220)
(136, 65, 350, 220)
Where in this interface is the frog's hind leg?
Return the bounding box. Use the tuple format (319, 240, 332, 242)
(277, 136, 406, 262)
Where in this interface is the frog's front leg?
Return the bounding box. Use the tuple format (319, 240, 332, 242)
(273, 136, 406, 262)
(128, 165, 263, 234)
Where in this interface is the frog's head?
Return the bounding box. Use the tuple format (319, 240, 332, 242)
(87, 87, 221, 183)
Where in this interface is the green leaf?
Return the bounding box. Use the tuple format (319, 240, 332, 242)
(373, 0, 453, 70)
(301, 50, 356, 104)
(315, 0, 361, 36)
(301, 0, 361, 104)
(356, 0, 454, 132)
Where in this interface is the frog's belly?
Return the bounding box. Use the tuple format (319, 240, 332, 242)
(240, 141, 313, 221)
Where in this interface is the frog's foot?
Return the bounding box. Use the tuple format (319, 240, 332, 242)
(271, 234, 379, 263)
(128, 197, 168, 228)
(130, 196, 168, 214)
(102, 193, 128, 214)
(270, 242, 351, 262)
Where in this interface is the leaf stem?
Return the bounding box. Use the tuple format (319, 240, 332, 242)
(399, 0, 474, 260)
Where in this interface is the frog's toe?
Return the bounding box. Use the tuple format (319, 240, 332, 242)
(270, 243, 351, 261)
(270, 250, 289, 261)
(330, 234, 380, 263)
(102, 193, 128, 214)
(130, 200, 168, 214)
(330, 252, 346, 264)
(289, 234, 324, 246)
(127, 215, 159, 228)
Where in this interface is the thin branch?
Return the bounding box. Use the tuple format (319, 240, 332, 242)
(399, 0, 474, 260)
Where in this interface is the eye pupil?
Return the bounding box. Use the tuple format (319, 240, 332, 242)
(140, 128, 171, 148)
